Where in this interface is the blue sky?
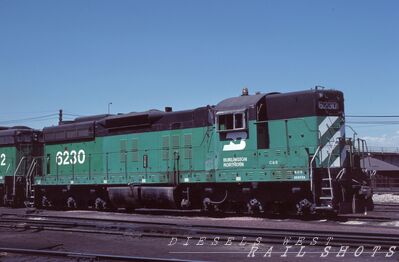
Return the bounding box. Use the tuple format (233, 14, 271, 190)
(0, 0, 398, 147)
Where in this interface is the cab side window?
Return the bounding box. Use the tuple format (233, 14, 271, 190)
(217, 112, 246, 131)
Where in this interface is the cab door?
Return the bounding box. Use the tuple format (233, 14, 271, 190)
(170, 133, 181, 185)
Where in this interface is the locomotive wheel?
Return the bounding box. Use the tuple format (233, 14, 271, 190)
(296, 199, 314, 216)
(247, 198, 263, 214)
(66, 197, 77, 209)
(3, 194, 8, 207)
(3, 194, 18, 208)
(41, 196, 52, 209)
(95, 197, 108, 211)
(201, 188, 228, 214)
(201, 198, 228, 216)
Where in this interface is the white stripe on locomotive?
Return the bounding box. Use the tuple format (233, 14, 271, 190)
(318, 117, 345, 167)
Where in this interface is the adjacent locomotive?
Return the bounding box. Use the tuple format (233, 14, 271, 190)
(0, 127, 42, 207)
(1, 88, 373, 214)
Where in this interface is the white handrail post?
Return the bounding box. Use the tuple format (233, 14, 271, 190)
(309, 146, 321, 193)
(13, 156, 26, 196)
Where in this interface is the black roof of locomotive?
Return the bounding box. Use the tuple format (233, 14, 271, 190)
(215, 93, 267, 112)
(42, 106, 212, 143)
(43, 113, 113, 144)
(95, 107, 211, 136)
(43, 120, 96, 143)
(266, 89, 344, 120)
(0, 126, 41, 146)
(97, 109, 164, 128)
(73, 114, 112, 123)
(216, 89, 343, 110)
(215, 89, 344, 120)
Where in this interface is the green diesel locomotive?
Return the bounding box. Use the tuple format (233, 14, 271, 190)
(1, 88, 373, 214)
(0, 127, 42, 206)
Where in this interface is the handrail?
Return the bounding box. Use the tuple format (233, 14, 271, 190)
(26, 159, 38, 198)
(13, 156, 26, 196)
(326, 139, 340, 200)
(309, 146, 321, 193)
(26, 158, 36, 179)
(5, 163, 11, 176)
(362, 139, 371, 170)
(345, 124, 358, 143)
(336, 168, 345, 180)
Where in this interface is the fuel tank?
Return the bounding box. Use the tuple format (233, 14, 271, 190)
(108, 186, 178, 209)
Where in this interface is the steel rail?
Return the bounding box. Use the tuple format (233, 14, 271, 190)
(0, 247, 205, 262)
(0, 214, 398, 248)
(3, 212, 398, 236)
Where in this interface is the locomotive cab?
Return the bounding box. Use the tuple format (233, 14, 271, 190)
(208, 88, 368, 215)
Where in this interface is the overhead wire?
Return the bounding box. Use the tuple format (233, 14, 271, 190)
(347, 121, 399, 125)
(63, 113, 84, 117)
(0, 113, 59, 125)
(346, 115, 399, 125)
(347, 115, 399, 118)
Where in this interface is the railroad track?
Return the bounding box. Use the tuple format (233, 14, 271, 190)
(373, 203, 399, 213)
(374, 203, 399, 208)
(0, 212, 398, 248)
(0, 247, 204, 262)
(336, 203, 399, 222)
(0, 212, 208, 261)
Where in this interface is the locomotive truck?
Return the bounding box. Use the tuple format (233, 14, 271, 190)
(0, 88, 373, 214)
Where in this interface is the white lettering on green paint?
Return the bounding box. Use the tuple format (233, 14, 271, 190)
(223, 157, 247, 168)
(56, 149, 86, 166)
(0, 153, 6, 166)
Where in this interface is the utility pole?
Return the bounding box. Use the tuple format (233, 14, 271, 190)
(59, 109, 63, 124)
(108, 102, 112, 114)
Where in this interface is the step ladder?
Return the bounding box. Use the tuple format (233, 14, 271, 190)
(311, 146, 335, 211)
(3, 157, 26, 207)
(318, 150, 334, 208)
(24, 158, 38, 208)
(314, 172, 334, 211)
(319, 134, 340, 208)
(320, 173, 333, 203)
(24, 188, 35, 208)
